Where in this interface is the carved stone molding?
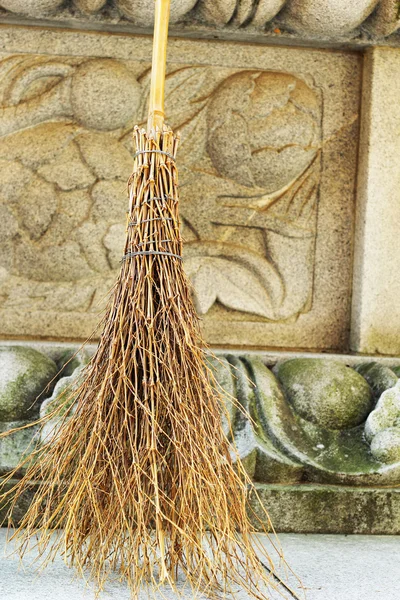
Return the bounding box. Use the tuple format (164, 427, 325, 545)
(2, 344, 400, 487)
(0, 0, 399, 45)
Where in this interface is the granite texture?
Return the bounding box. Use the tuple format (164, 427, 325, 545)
(351, 47, 400, 355)
(0, 26, 361, 351)
(0, 0, 400, 48)
(355, 362, 399, 398)
(252, 484, 400, 534)
(365, 380, 400, 462)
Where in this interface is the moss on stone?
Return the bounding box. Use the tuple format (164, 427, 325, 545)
(356, 362, 398, 399)
(0, 346, 58, 421)
(275, 358, 373, 431)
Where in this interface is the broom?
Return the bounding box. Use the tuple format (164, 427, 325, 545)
(0, 1, 300, 598)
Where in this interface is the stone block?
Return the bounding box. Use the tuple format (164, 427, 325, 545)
(251, 484, 400, 534)
(351, 47, 400, 355)
(2, 477, 400, 534)
(0, 26, 361, 350)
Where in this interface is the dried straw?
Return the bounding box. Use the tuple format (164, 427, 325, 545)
(0, 126, 300, 600)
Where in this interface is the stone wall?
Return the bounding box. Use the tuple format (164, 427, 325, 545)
(0, 2, 400, 355)
(1, 2, 400, 535)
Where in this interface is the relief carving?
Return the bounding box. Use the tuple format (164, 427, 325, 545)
(0, 55, 321, 326)
(0, 0, 397, 40)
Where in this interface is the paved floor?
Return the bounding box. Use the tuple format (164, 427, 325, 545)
(0, 530, 399, 600)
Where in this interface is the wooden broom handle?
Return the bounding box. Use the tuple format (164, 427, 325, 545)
(147, 0, 171, 132)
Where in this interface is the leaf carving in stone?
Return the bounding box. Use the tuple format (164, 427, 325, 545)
(0, 56, 143, 296)
(184, 242, 284, 320)
(186, 256, 278, 319)
(158, 67, 321, 321)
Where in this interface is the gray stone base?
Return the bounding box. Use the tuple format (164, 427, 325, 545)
(251, 484, 400, 534)
(3, 478, 400, 535)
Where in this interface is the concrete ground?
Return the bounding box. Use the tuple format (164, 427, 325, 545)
(0, 530, 398, 600)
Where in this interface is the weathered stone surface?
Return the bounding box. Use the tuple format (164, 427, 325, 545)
(0, 346, 57, 421)
(248, 356, 400, 486)
(0, 421, 39, 473)
(40, 365, 84, 444)
(355, 362, 398, 398)
(2, 344, 400, 491)
(351, 48, 400, 354)
(365, 0, 400, 36)
(275, 358, 373, 430)
(1, 0, 400, 46)
(370, 429, 400, 463)
(365, 380, 400, 462)
(228, 355, 304, 482)
(3, 477, 400, 535)
(0, 346, 88, 469)
(0, 0, 64, 16)
(205, 70, 319, 191)
(0, 26, 361, 351)
(281, 0, 379, 37)
(73, 0, 107, 13)
(71, 59, 142, 130)
(251, 484, 400, 534)
(117, 0, 197, 25)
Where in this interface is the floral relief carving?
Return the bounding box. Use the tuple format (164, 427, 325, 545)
(0, 54, 321, 327)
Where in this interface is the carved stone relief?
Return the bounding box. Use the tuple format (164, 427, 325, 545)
(0, 30, 361, 349)
(2, 344, 400, 488)
(0, 0, 399, 42)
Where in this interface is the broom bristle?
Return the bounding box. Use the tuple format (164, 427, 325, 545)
(0, 126, 299, 599)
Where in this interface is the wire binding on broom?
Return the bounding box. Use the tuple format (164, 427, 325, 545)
(122, 250, 182, 261)
(133, 149, 176, 162)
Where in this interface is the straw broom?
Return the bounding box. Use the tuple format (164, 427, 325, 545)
(0, 1, 300, 598)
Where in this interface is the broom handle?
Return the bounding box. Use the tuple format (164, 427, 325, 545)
(147, 0, 171, 131)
